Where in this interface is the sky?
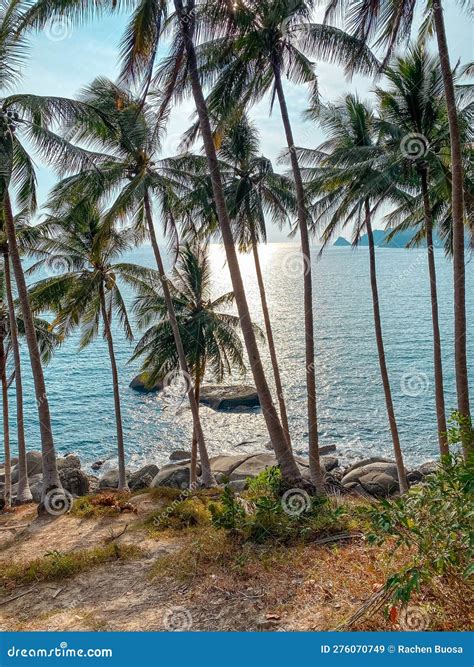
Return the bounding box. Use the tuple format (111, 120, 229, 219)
(13, 2, 474, 242)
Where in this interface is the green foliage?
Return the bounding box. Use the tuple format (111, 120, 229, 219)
(447, 411, 474, 454)
(210, 467, 348, 544)
(147, 497, 212, 532)
(366, 456, 473, 604)
(209, 485, 246, 531)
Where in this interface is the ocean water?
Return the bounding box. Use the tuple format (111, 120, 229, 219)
(2, 243, 473, 473)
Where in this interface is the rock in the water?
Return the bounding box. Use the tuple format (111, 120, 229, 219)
(151, 462, 201, 490)
(129, 464, 159, 491)
(57, 454, 81, 471)
(11, 451, 43, 484)
(99, 468, 131, 490)
(59, 467, 89, 496)
(199, 385, 260, 411)
(169, 450, 192, 462)
(129, 373, 164, 393)
(91, 460, 105, 471)
(341, 461, 401, 497)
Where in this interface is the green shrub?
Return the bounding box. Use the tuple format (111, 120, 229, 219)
(365, 455, 473, 604)
(147, 497, 212, 531)
(210, 467, 348, 544)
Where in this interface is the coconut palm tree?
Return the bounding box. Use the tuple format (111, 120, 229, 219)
(167, 114, 296, 447)
(42, 77, 216, 487)
(375, 44, 453, 456)
(176, 0, 380, 491)
(0, 1, 114, 504)
(323, 0, 472, 455)
(299, 95, 409, 492)
(27, 199, 137, 491)
(127, 240, 249, 484)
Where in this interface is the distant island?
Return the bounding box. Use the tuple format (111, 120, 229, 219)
(333, 230, 445, 248)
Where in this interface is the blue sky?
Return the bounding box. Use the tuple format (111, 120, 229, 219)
(15, 3, 474, 242)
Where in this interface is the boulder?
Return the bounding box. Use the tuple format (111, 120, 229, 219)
(151, 462, 201, 490)
(59, 467, 89, 496)
(130, 373, 164, 393)
(169, 450, 192, 462)
(11, 451, 43, 484)
(229, 453, 278, 481)
(129, 464, 160, 492)
(199, 385, 260, 411)
(344, 457, 395, 476)
(57, 454, 81, 471)
(210, 454, 256, 482)
(29, 474, 44, 503)
(91, 460, 105, 471)
(88, 475, 101, 494)
(341, 461, 401, 497)
(417, 460, 439, 477)
(99, 468, 131, 490)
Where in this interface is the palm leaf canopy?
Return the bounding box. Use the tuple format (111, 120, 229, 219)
(27, 197, 136, 349)
(126, 239, 252, 386)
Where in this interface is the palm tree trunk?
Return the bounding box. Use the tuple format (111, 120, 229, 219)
(271, 62, 324, 493)
(3, 192, 61, 501)
(0, 323, 11, 510)
(433, 1, 472, 457)
(98, 281, 128, 491)
(190, 372, 201, 487)
(365, 202, 408, 493)
(250, 229, 291, 447)
(143, 191, 214, 486)
(3, 249, 32, 503)
(175, 0, 302, 485)
(420, 168, 449, 457)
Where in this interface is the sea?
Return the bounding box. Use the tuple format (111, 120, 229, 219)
(2, 243, 473, 474)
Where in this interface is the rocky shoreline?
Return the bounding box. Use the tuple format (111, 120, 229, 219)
(0, 448, 439, 507)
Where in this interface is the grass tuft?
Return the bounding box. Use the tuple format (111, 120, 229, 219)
(0, 543, 143, 587)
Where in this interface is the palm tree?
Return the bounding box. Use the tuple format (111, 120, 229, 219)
(127, 240, 249, 484)
(0, 1, 113, 504)
(169, 114, 295, 447)
(179, 0, 380, 491)
(376, 44, 452, 456)
(324, 0, 472, 455)
(27, 199, 136, 491)
(299, 95, 409, 492)
(42, 77, 216, 487)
